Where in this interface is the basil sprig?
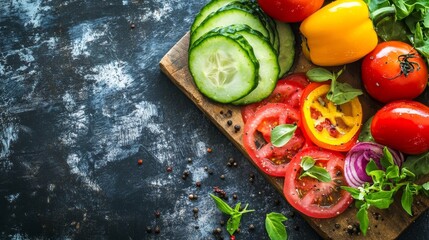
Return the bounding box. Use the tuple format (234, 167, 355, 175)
(299, 156, 331, 182)
(210, 194, 255, 236)
(271, 124, 297, 147)
(306, 67, 363, 105)
(265, 212, 288, 240)
(210, 194, 289, 239)
(342, 147, 429, 236)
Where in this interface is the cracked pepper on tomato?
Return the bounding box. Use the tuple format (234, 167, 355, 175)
(300, 83, 363, 152)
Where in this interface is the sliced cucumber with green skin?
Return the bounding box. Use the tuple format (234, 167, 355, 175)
(275, 20, 295, 78)
(190, 0, 237, 33)
(246, 1, 279, 53)
(211, 25, 279, 105)
(190, 3, 270, 46)
(189, 33, 259, 103)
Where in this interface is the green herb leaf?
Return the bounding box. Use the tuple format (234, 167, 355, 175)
(341, 186, 362, 199)
(227, 213, 242, 236)
(366, 190, 394, 209)
(365, 159, 380, 175)
(306, 67, 334, 82)
(271, 124, 297, 147)
(380, 147, 394, 169)
(300, 166, 332, 182)
(402, 152, 429, 178)
(300, 156, 316, 171)
(423, 182, 429, 191)
(210, 194, 234, 215)
(327, 82, 363, 105)
(401, 183, 414, 216)
(357, 204, 369, 236)
(358, 117, 375, 142)
(265, 212, 288, 240)
(385, 165, 400, 180)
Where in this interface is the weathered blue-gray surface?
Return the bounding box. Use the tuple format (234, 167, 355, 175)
(0, 1, 428, 239)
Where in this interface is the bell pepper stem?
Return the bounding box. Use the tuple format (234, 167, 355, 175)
(370, 5, 396, 26)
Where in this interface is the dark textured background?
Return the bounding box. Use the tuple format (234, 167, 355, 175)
(0, 1, 428, 239)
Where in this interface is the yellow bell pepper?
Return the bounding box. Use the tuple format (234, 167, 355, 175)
(300, 0, 378, 66)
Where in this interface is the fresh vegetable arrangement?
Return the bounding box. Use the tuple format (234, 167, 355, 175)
(187, 0, 429, 238)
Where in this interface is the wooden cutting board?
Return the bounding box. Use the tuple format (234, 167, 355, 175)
(159, 32, 429, 239)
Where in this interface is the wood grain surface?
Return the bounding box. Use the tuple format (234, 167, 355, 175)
(160, 32, 429, 239)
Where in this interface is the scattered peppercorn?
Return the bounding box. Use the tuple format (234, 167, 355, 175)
(130, 23, 136, 29)
(187, 157, 192, 164)
(146, 226, 152, 233)
(213, 227, 222, 235)
(233, 194, 238, 200)
(213, 186, 227, 199)
(196, 181, 201, 187)
(166, 166, 173, 172)
(220, 174, 225, 180)
(220, 220, 225, 226)
(208, 169, 214, 175)
(188, 194, 198, 200)
(335, 223, 341, 229)
(234, 125, 241, 132)
(227, 120, 232, 126)
(274, 199, 281, 206)
(249, 224, 255, 231)
(192, 207, 199, 214)
(293, 225, 300, 231)
(154, 210, 161, 218)
(154, 226, 160, 234)
(137, 159, 143, 165)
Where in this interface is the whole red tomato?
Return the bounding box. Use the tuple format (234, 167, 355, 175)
(361, 41, 428, 103)
(371, 100, 429, 155)
(257, 0, 324, 22)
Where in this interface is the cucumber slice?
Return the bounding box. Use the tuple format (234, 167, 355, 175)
(276, 20, 296, 78)
(191, 0, 236, 33)
(245, 1, 279, 53)
(189, 33, 259, 103)
(212, 25, 279, 105)
(190, 3, 270, 46)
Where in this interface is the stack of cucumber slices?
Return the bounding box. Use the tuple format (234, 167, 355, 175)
(188, 0, 295, 104)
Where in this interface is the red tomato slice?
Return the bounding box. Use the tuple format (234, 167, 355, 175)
(242, 103, 309, 177)
(241, 73, 309, 123)
(283, 147, 353, 218)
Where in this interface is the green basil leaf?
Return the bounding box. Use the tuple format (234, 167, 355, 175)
(402, 151, 429, 178)
(234, 202, 241, 212)
(401, 167, 416, 179)
(358, 117, 374, 142)
(265, 212, 288, 240)
(357, 204, 369, 236)
(366, 190, 395, 209)
(271, 124, 297, 147)
(380, 147, 394, 169)
(306, 67, 334, 82)
(368, 169, 386, 183)
(423, 182, 429, 191)
(385, 165, 400, 180)
(227, 213, 242, 236)
(401, 183, 414, 216)
(210, 194, 234, 215)
(300, 166, 331, 182)
(365, 159, 380, 175)
(300, 156, 315, 171)
(341, 186, 362, 199)
(327, 82, 363, 105)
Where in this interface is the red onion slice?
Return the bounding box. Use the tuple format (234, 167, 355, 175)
(344, 142, 404, 188)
